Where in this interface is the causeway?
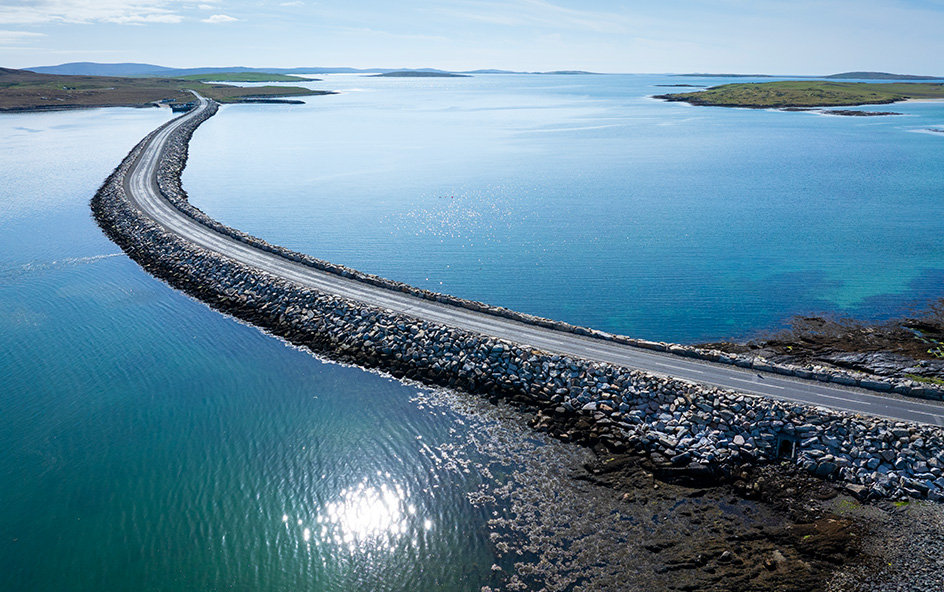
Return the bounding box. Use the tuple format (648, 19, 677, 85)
(122, 95, 944, 427)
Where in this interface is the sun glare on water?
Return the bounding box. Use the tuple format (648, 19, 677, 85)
(284, 474, 430, 554)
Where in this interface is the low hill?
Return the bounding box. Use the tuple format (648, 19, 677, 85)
(462, 69, 518, 74)
(535, 70, 598, 75)
(174, 72, 313, 83)
(370, 71, 470, 78)
(26, 61, 614, 79)
(825, 71, 943, 81)
(26, 62, 178, 77)
(24, 62, 407, 77)
(676, 73, 776, 78)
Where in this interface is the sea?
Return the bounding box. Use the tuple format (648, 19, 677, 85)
(2, 73, 943, 590)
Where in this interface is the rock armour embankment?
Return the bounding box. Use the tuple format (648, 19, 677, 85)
(92, 103, 944, 502)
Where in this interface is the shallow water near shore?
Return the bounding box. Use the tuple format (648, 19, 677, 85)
(2, 74, 944, 591)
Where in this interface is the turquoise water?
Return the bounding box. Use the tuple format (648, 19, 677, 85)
(185, 74, 944, 342)
(0, 108, 534, 591)
(2, 75, 944, 590)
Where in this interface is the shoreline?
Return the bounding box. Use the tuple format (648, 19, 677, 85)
(0, 102, 166, 114)
(0, 91, 337, 114)
(657, 96, 904, 109)
(701, 308, 944, 386)
(654, 96, 906, 115)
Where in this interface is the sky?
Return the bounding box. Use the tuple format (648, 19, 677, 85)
(2, 0, 944, 74)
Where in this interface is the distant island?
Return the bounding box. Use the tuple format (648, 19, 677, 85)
(0, 67, 333, 112)
(23, 62, 608, 79)
(370, 71, 471, 78)
(655, 80, 944, 110)
(25, 62, 388, 77)
(174, 72, 315, 83)
(676, 73, 775, 78)
(675, 71, 943, 81)
(825, 71, 944, 80)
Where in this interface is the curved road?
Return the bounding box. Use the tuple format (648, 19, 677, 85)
(123, 96, 944, 427)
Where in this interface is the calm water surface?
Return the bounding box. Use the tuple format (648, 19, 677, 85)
(186, 74, 944, 342)
(2, 74, 943, 590)
(0, 107, 523, 591)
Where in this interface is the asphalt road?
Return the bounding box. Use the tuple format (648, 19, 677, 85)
(121, 96, 944, 427)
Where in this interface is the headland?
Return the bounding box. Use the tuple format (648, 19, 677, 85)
(0, 67, 332, 112)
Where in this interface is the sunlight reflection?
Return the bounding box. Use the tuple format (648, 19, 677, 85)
(286, 476, 427, 553)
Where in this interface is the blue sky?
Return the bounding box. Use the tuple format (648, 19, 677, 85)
(2, 0, 943, 74)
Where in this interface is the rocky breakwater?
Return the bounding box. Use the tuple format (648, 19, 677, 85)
(645, 342, 944, 402)
(92, 102, 944, 502)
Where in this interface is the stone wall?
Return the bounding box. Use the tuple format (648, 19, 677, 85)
(91, 102, 944, 501)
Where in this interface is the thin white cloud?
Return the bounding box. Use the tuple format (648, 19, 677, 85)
(336, 26, 449, 44)
(198, 4, 216, 9)
(431, 0, 634, 34)
(0, 30, 46, 44)
(280, 1, 304, 6)
(111, 13, 184, 24)
(202, 13, 238, 23)
(0, 1, 184, 25)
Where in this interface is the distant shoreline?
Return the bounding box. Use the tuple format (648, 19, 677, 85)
(0, 93, 337, 113)
(369, 71, 471, 78)
(0, 102, 163, 114)
(0, 66, 333, 113)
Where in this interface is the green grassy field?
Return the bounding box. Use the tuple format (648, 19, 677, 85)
(655, 81, 944, 108)
(174, 72, 312, 83)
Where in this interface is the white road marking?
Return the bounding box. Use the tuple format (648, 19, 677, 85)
(726, 376, 786, 390)
(811, 393, 871, 406)
(650, 362, 706, 375)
